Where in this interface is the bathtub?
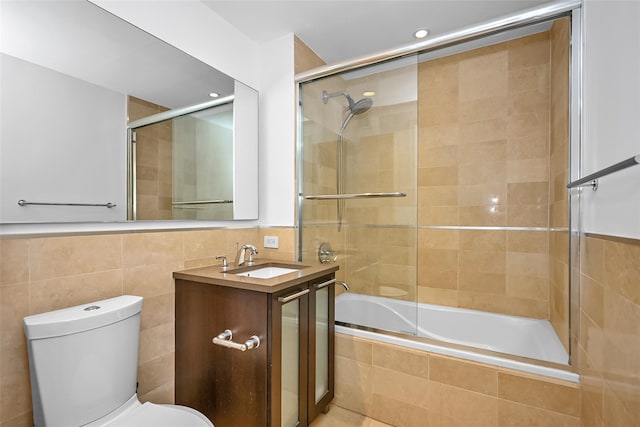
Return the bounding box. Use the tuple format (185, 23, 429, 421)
(335, 293, 578, 382)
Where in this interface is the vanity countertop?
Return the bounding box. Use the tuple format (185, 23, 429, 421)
(173, 259, 339, 294)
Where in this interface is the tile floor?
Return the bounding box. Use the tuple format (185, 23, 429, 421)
(309, 405, 392, 427)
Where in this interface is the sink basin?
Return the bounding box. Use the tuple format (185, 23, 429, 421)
(234, 266, 300, 279)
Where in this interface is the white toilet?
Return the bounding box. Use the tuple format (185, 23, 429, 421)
(23, 295, 213, 427)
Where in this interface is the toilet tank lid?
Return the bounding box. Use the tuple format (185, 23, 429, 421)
(24, 295, 143, 340)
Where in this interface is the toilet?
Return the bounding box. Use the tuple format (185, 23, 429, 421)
(23, 295, 213, 427)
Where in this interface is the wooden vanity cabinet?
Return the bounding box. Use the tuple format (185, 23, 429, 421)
(175, 273, 335, 427)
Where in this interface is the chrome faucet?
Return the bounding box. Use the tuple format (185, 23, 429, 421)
(235, 244, 259, 266)
(337, 281, 350, 292)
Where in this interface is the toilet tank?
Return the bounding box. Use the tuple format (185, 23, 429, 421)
(24, 295, 143, 427)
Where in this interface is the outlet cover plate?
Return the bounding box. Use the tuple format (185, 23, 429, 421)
(264, 235, 279, 249)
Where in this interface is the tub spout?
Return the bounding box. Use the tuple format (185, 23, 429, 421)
(337, 281, 350, 292)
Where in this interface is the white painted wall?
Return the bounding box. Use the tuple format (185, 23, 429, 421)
(90, 0, 260, 90)
(258, 34, 297, 226)
(582, 0, 640, 239)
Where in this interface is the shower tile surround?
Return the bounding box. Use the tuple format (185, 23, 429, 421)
(417, 29, 561, 322)
(302, 24, 571, 338)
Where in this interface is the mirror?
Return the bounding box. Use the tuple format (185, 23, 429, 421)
(0, 0, 258, 223)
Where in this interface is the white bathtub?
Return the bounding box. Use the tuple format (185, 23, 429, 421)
(335, 293, 578, 382)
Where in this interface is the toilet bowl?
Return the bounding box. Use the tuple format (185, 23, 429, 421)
(23, 295, 213, 427)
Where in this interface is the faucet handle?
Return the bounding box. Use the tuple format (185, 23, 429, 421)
(215, 255, 228, 268)
(247, 246, 259, 264)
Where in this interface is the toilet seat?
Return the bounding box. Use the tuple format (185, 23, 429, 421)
(104, 402, 213, 427)
(85, 395, 213, 427)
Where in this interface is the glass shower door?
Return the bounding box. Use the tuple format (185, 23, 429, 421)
(298, 54, 419, 336)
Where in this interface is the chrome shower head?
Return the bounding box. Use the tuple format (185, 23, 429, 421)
(321, 90, 373, 115)
(350, 97, 373, 115)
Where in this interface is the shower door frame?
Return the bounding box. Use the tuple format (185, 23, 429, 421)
(296, 0, 583, 368)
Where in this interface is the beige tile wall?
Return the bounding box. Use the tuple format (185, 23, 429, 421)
(334, 333, 581, 427)
(128, 96, 175, 220)
(294, 35, 326, 74)
(578, 235, 640, 426)
(0, 227, 295, 426)
(417, 32, 555, 318)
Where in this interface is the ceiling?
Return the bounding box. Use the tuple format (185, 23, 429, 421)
(202, 0, 552, 65)
(1, 0, 235, 109)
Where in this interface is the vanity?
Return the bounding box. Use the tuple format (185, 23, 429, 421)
(173, 260, 338, 427)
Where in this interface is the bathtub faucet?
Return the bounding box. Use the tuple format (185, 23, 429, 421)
(235, 244, 259, 266)
(336, 281, 350, 292)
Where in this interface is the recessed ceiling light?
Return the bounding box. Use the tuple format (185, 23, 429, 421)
(209, 92, 220, 98)
(414, 28, 430, 39)
(362, 91, 376, 97)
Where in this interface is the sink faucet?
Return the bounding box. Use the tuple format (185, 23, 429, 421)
(235, 244, 259, 266)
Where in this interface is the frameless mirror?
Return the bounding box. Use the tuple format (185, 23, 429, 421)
(0, 0, 258, 223)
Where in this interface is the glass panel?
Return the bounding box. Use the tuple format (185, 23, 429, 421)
(315, 286, 329, 402)
(133, 103, 234, 220)
(172, 105, 234, 220)
(299, 18, 574, 365)
(281, 299, 300, 427)
(299, 54, 419, 336)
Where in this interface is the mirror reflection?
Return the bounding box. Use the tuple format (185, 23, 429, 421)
(0, 0, 258, 223)
(129, 98, 235, 220)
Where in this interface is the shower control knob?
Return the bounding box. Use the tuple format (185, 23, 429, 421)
(318, 242, 337, 264)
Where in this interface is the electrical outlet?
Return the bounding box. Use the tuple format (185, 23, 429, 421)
(264, 235, 279, 249)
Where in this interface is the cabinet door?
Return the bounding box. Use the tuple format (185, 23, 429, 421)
(308, 275, 335, 422)
(175, 280, 268, 427)
(271, 286, 309, 427)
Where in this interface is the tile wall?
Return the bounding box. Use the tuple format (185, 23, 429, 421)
(334, 333, 581, 427)
(417, 31, 555, 319)
(0, 226, 294, 426)
(578, 235, 640, 426)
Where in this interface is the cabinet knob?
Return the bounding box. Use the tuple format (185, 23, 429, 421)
(212, 329, 260, 351)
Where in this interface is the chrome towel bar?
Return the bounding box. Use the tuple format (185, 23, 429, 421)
(303, 191, 407, 200)
(172, 199, 233, 205)
(18, 200, 116, 208)
(567, 155, 639, 190)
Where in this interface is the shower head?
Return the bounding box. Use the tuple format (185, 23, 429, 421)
(322, 90, 373, 115)
(350, 97, 373, 115)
